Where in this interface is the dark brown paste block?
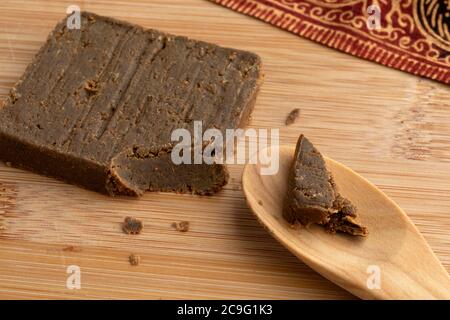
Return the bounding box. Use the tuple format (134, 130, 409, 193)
(283, 135, 368, 236)
(0, 11, 263, 196)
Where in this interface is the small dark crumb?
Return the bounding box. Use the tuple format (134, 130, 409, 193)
(123, 216, 143, 235)
(62, 245, 81, 252)
(84, 79, 98, 93)
(285, 108, 300, 126)
(257, 200, 263, 206)
(129, 254, 140, 266)
(172, 221, 190, 232)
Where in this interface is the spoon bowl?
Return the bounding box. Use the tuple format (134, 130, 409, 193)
(242, 145, 450, 299)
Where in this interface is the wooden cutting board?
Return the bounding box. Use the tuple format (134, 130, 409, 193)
(0, 0, 449, 299)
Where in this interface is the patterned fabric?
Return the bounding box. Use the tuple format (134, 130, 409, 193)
(210, 0, 450, 84)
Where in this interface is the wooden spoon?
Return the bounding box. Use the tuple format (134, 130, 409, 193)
(242, 145, 450, 299)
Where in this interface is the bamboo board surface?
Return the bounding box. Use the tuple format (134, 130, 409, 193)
(0, 0, 449, 299)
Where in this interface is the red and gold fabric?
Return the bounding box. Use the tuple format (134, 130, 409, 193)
(211, 0, 450, 84)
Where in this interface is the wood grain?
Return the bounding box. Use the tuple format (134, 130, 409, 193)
(0, 0, 449, 299)
(242, 146, 450, 299)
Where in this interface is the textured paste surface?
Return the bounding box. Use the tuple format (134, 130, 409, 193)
(283, 135, 368, 236)
(0, 12, 263, 196)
